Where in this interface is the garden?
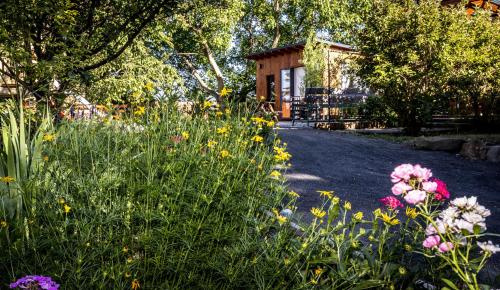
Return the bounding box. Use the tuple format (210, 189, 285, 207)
(1, 0, 499, 289)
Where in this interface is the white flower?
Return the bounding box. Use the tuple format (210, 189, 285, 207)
(440, 206, 459, 220)
(462, 212, 485, 224)
(466, 196, 478, 210)
(454, 219, 474, 233)
(475, 205, 491, 218)
(425, 220, 446, 235)
(477, 241, 500, 254)
(451, 197, 468, 208)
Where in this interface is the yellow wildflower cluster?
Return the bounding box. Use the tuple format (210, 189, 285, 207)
(207, 140, 218, 148)
(272, 208, 288, 225)
(251, 135, 264, 143)
(203, 100, 212, 110)
(0, 176, 15, 183)
(273, 146, 291, 162)
(344, 201, 352, 211)
(250, 116, 274, 127)
(270, 170, 281, 179)
(216, 126, 230, 136)
(220, 150, 230, 158)
(181, 131, 190, 140)
(353, 211, 363, 221)
(288, 191, 300, 198)
(134, 106, 145, 116)
(317, 190, 333, 199)
(43, 134, 55, 142)
(220, 87, 232, 97)
(380, 212, 399, 226)
(144, 81, 154, 92)
(0, 220, 7, 228)
(405, 207, 418, 219)
(310, 207, 326, 219)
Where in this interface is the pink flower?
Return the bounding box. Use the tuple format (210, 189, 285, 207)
(379, 196, 404, 209)
(438, 242, 454, 253)
(390, 164, 414, 183)
(423, 235, 441, 248)
(412, 164, 432, 181)
(391, 182, 413, 195)
(422, 181, 437, 193)
(404, 190, 427, 205)
(431, 178, 450, 201)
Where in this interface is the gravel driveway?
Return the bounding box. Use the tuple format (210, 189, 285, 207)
(278, 127, 500, 231)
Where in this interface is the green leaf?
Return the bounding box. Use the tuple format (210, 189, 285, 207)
(441, 278, 460, 290)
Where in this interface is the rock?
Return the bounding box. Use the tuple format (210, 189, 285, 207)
(486, 145, 500, 162)
(412, 136, 465, 152)
(460, 140, 488, 160)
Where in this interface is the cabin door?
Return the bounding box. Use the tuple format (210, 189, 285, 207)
(280, 69, 292, 119)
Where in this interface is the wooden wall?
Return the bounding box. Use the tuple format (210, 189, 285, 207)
(255, 50, 303, 119)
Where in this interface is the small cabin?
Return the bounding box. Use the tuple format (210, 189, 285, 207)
(247, 41, 359, 120)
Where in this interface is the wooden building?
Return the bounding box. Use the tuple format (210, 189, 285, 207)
(247, 41, 355, 120)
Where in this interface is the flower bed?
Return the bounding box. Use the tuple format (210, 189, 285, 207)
(1, 102, 498, 289)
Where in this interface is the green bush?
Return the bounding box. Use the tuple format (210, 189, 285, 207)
(359, 96, 398, 128)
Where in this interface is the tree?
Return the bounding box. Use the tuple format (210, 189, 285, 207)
(354, 0, 452, 135)
(441, 8, 500, 128)
(0, 0, 186, 103)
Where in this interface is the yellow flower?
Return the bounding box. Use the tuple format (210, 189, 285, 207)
(181, 131, 189, 140)
(123, 246, 129, 253)
(331, 196, 340, 204)
(373, 208, 382, 217)
(220, 150, 230, 158)
(225, 108, 231, 115)
(64, 204, 71, 214)
(203, 100, 212, 110)
(266, 120, 275, 127)
(125, 272, 131, 278)
(131, 279, 140, 290)
(284, 258, 290, 265)
(344, 201, 352, 211)
(58, 197, 65, 204)
(43, 134, 55, 142)
(310, 279, 318, 285)
(207, 140, 218, 148)
(317, 190, 333, 199)
(380, 212, 399, 226)
(215, 111, 223, 118)
(132, 91, 141, 98)
(276, 214, 287, 225)
(251, 116, 267, 124)
(314, 267, 323, 276)
(251, 135, 264, 143)
(310, 207, 326, 219)
(43, 156, 49, 162)
(0, 176, 15, 183)
(216, 126, 229, 136)
(134, 106, 145, 116)
(0, 220, 7, 228)
(220, 87, 233, 97)
(144, 81, 154, 91)
(353, 211, 363, 221)
(257, 164, 263, 171)
(406, 207, 418, 219)
(270, 170, 281, 179)
(404, 244, 413, 252)
(273, 147, 292, 162)
(288, 191, 300, 198)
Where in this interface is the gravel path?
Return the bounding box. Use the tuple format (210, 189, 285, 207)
(278, 127, 500, 231)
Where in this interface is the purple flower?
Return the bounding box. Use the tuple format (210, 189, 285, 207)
(10, 275, 59, 290)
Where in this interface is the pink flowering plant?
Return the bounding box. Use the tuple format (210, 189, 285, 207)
(387, 163, 499, 290)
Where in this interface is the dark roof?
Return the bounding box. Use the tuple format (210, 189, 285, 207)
(246, 40, 353, 60)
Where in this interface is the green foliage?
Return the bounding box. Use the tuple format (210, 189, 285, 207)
(83, 39, 184, 105)
(303, 36, 328, 88)
(355, 0, 451, 135)
(0, 0, 184, 102)
(359, 96, 398, 127)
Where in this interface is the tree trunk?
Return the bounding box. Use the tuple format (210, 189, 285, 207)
(271, 0, 281, 48)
